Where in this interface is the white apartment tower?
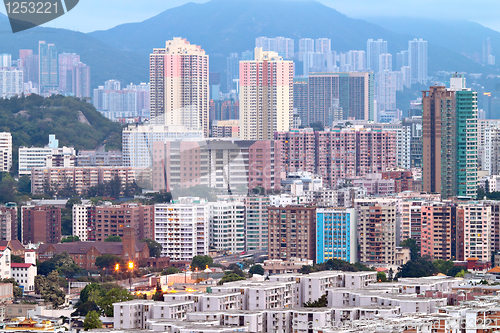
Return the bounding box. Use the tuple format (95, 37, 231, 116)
(408, 38, 428, 85)
(149, 38, 209, 137)
(209, 201, 245, 254)
(0, 133, 12, 172)
(72, 204, 90, 241)
(154, 198, 209, 261)
(367, 39, 388, 73)
(239, 48, 293, 140)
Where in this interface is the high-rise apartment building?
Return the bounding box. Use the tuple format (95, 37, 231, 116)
(154, 198, 209, 261)
(255, 37, 294, 60)
(86, 203, 154, 242)
(72, 62, 91, 98)
(408, 38, 428, 85)
(315, 38, 331, 54)
(38, 41, 58, 92)
(379, 53, 392, 72)
(0, 204, 17, 241)
(456, 203, 491, 262)
(0, 69, 23, 97)
(0, 210, 11, 241)
(274, 129, 316, 174)
(268, 205, 316, 262)
(275, 127, 397, 188)
(367, 39, 388, 73)
(308, 72, 374, 123)
(356, 198, 397, 264)
(298, 38, 314, 61)
(0, 54, 11, 68)
(316, 208, 356, 264)
(402, 117, 423, 168)
(226, 53, 240, 93)
(293, 78, 308, 126)
(244, 196, 270, 251)
(209, 201, 245, 254)
(0, 133, 12, 172)
(422, 76, 478, 199)
(72, 203, 90, 241)
(149, 38, 209, 137)
(420, 203, 456, 261)
(22, 206, 61, 245)
(239, 48, 293, 140)
(396, 50, 409, 71)
(483, 38, 495, 65)
(58, 53, 80, 93)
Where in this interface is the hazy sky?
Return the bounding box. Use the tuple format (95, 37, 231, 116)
(2, 0, 499, 33)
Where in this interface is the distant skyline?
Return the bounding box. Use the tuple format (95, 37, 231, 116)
(1, 0, 499, 33)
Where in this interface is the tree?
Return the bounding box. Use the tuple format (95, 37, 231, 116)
(377, 271, 387, 282)
(218, 273, 246, 285)
(163, 267, 180, 275)
(249, 264, 264, 276)
(400, 238, 420, 260)
(38, 260, 57, 276)
(455, 269, 467, 278)
(65, 197, 82, 210)
(52, 252, 82, 278)
(396, 257, 438, 278)
(303, 294, 327, 307)
(35, 271, 66, 308)
(61, 235, 80, 243)
(17, 176, 31, 194)
(95, 254, 123, 270)
(191, 255, 213, 270)
(83, 310, 102, 331)
(447, 266, 466, 277)
(433, 260, 455, 275)
(10, 255, 23, 263)
(227, 263, 245, 277)
(141, 238, 162, 258)
(104, 235, 122, 242)
(97, 288, 134, 317)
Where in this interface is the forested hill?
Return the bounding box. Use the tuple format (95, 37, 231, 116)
(0, 95, 122, 174)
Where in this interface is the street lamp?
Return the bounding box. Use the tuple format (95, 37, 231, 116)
(128, 261, 134, 292)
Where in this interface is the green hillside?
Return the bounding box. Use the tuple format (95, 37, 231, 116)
(0, 95, 122, 174)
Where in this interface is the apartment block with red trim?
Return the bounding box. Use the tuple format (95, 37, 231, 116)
(275, 127, 397, 188)
(420, 203, 457, 261)
(274, 128, 316, 174)
(150, 38, 209, 137)
(239, 48, 294, 140)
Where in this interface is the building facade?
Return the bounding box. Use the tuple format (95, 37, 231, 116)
(356, 198, 397, 264)
(316, 208, 357, 264)
(0, 133, 12, 172)
(21, 206, 61, 245)
(150, 38, 209, 137)
(267, 205, 316, 262)
(239, 48, 293, 140)
(154, 198, 209, 261)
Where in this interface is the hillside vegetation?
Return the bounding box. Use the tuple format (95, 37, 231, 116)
(0, 95, 122, 174)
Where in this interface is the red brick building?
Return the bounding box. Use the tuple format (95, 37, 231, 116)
(22, 206, 61, 245)
(37, 227, 149, 270)
(87, 203, 154, 242)
(381, 170, 413, 193)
